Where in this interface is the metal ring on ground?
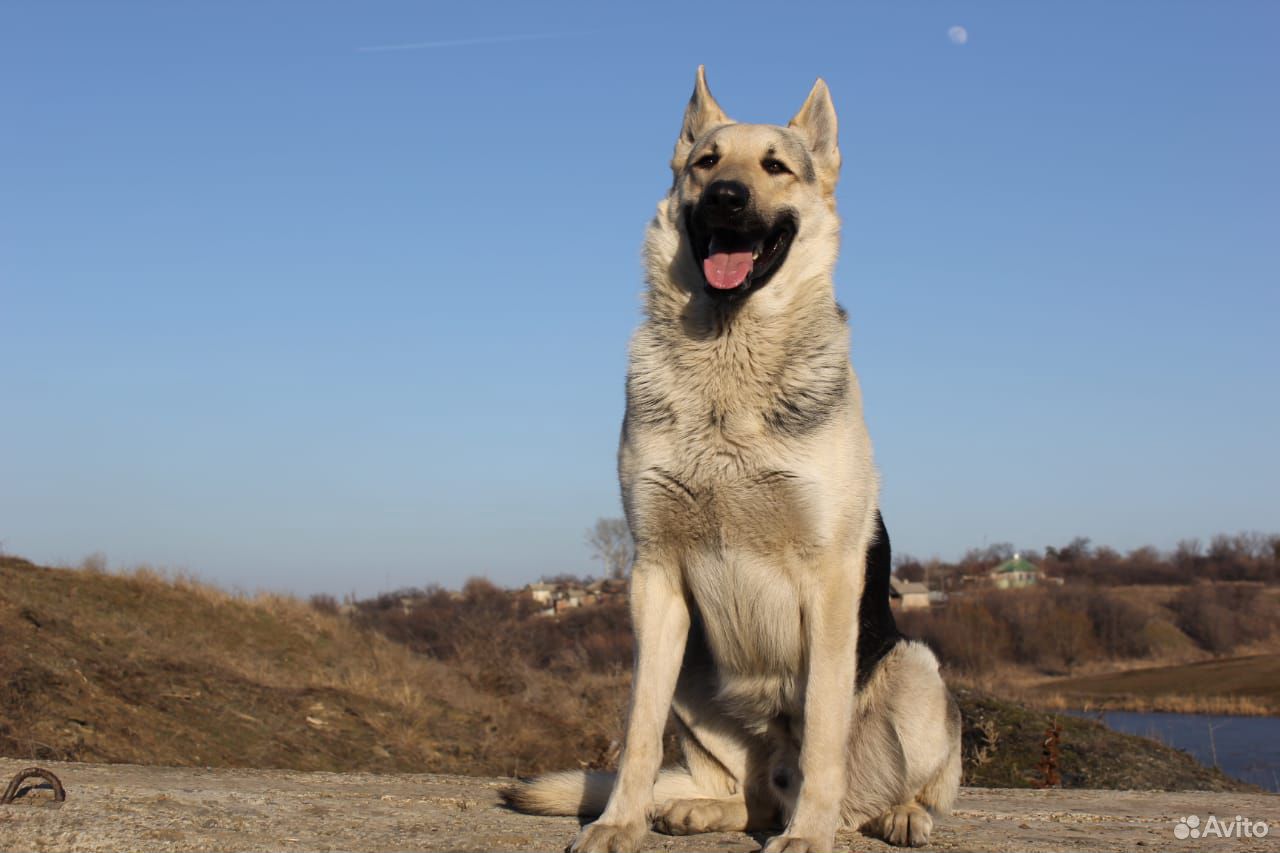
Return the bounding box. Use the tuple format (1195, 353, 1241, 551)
(1, 767, 66, 804)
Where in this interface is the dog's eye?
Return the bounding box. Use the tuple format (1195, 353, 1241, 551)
(694, 154, 719, 170)
(762, 158, 791, 175)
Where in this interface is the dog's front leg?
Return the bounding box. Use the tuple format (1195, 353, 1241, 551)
(571, 558, 689, 853)
(765, 564, 861, 853)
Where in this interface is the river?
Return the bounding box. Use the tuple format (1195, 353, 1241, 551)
(1074, 710, 1280, 792)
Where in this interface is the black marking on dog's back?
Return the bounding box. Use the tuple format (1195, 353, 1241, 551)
(856, 510, 903, 689)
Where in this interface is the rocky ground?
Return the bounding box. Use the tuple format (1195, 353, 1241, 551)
(1, 759, 1277, 852)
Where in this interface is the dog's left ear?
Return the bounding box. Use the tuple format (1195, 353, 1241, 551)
(789, 78, 841, 192)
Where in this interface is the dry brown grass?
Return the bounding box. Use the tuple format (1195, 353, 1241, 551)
(1028, 691, 1276, 717)
(0, 555, 627, 775)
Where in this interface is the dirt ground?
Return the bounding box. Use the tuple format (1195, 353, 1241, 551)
(1, 759, 1277, 852)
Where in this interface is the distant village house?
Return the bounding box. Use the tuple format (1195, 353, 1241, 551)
(520, 578, 627, 617)
(889, 577, 931, 610)
(989, 554, 1062, 589)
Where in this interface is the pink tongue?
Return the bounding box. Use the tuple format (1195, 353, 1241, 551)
(703, 246, 754, 290)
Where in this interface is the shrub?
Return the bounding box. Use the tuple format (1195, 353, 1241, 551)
(1168, 583, 1278, 654)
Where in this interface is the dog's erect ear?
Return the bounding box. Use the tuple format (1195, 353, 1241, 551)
(788, 78, 841, 191)
(671, 65, 729, 174)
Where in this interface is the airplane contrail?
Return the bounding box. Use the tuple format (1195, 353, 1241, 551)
(358, 31, 585, 53)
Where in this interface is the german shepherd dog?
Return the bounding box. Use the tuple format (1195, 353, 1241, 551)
(504, 68, 960, 852)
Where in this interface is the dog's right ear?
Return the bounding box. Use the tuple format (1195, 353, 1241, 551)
(671, 65, 729, 174)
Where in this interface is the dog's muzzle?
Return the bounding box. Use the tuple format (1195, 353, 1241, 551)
(686, 187, 797, 301)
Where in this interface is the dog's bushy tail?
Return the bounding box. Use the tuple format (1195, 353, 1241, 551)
(500, 768, 702, 818)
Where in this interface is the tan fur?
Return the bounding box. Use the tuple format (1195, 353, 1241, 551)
(503, 67, 960, 852)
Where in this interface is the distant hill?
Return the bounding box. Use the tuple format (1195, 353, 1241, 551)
(0, 555, 1253, 790)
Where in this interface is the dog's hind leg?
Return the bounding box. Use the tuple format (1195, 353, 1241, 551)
(652, 653, 782, 835)
(869, 726, 960, 849)
(915, 694, 962, 816)
(653, 715, 753, 834)
(846, 641, 961, 848)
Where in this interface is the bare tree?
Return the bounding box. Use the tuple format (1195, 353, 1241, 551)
(586, 517, 634, 580)
(893, 557, 926, 583)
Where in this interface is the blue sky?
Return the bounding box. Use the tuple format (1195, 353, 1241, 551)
(2, 1, 1277, 596)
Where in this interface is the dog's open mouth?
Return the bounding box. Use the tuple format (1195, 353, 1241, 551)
(687, 211, 796, 299)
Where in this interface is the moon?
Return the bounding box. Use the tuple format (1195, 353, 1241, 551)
(948, 25, 968, 45)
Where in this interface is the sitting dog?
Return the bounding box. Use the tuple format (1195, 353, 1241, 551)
(504, 67, 960, 852)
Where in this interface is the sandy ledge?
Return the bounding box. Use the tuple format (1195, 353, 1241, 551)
(0, 759, 1276, 852)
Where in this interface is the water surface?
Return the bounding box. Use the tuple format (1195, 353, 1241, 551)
(1074, 710, 1280, 792)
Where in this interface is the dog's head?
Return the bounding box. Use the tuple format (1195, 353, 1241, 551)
(663, 66, 841, 304)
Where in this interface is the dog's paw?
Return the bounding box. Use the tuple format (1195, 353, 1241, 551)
(871, 803, 933, 848)
(653, 797, 745, 835)
(568, 820, 648, 853)
(762, 832, 836, 853)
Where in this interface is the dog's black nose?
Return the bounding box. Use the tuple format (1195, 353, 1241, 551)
(704, 180, 750, 215)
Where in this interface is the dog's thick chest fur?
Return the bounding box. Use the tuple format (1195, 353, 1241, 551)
(623, 315, 855, 551)
(621, 307, 870, 713)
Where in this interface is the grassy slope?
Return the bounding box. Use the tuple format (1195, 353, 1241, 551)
(0, 556, 626, 776)
(1030, 654, 1280, 713)
(0, 556, 1254, 790)
(955, 688, 1248, 791)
